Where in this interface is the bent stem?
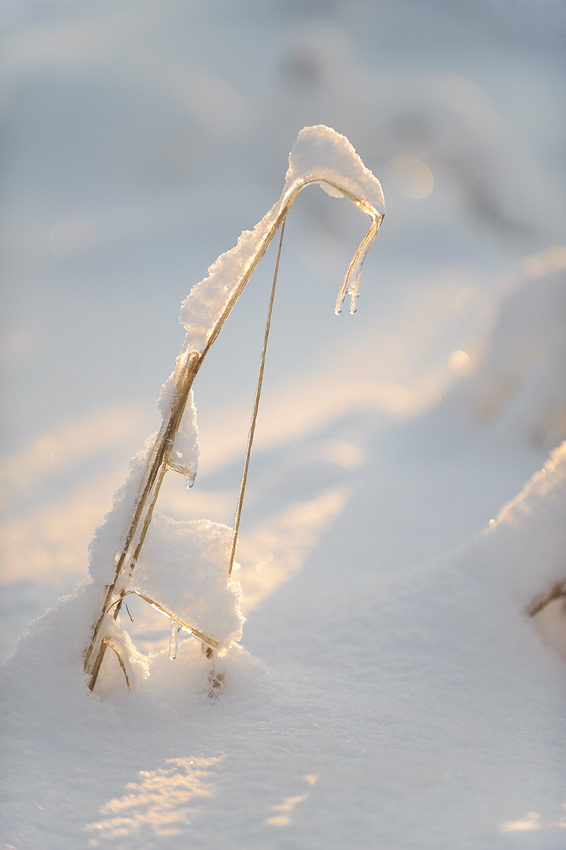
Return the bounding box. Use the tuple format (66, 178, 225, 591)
(84, 177, 383, 692)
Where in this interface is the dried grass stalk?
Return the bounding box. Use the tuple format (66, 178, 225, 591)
(84, 150, 384, 692)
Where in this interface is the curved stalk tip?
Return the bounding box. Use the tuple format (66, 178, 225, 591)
(335, 213, 383, 315)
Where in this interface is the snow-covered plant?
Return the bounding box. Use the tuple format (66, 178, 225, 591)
(84, 125, 385, 693)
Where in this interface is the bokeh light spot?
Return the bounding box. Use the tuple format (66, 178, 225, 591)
(448, 349, 472, 376)
(384, 155, 433, 199)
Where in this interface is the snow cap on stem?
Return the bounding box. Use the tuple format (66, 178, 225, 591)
(285, 124, 385, 215)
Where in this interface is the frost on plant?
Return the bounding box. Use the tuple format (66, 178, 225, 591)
(83, 125, 384, 694)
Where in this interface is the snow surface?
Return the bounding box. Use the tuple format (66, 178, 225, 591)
(1, 443, 565, 849)
(1, 1, 565, 848)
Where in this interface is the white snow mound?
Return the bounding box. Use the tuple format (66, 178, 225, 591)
(134, 515, 244, 646)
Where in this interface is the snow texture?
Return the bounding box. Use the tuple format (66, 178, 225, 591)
(169, 389, 200, 483)
(1, 443, 564, 849)
(134, 515, 243, 646)
(88, 440, 155, 585)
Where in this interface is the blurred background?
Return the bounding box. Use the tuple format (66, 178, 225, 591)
(1, 0, 565, 657)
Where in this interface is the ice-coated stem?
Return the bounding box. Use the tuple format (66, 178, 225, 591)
(84, 126, 385, 690)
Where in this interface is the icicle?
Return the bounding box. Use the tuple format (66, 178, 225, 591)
(184, 461, 198, 489)
(169, 619, 180, 660)
(334, 212, 380, 315)
(165, 453, 199, 488)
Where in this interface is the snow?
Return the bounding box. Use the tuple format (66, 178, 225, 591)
(1, 443, 564, 848)
(134, 515, 244, 646)
(462, 253, 566, 449)
(1, 1, 565, 848)
(168, 388, 200, 486)
(88, 441, 154, 586)
(284, 125, 386, 212)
